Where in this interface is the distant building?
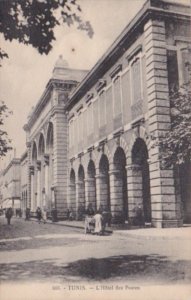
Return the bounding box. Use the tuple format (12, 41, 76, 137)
(24, 0, 191, 227)
(0, 158, 21, 210)
(20, 150, 28, 213)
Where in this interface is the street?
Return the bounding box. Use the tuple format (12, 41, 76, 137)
(0, 216, 191, 300)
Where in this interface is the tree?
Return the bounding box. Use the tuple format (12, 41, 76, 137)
(0, 0, 93, 157)
(0, 101, 12, 157)
(155, 81, 191, 168)
(0, 0, 94, 60)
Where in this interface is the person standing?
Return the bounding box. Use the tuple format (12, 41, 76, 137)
(5, 207, 13, 225)
(25, 208, 30, 221)
(135, 203, 144, 228)
(94, 211, 103, 235)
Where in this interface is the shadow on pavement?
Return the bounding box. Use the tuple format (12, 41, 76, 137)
(1, 254, 191, 284)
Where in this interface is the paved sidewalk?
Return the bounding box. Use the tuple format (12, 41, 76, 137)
(114, 226, 191, 240)
(31, 217, 191, 240)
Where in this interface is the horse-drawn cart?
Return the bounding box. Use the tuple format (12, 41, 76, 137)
(84, 216, 95, 234)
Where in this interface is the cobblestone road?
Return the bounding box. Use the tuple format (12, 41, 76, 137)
(0, 216, 191, 300)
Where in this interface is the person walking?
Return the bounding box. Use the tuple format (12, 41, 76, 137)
(36, 207, 42, 224)
(5, 207, 13, 225)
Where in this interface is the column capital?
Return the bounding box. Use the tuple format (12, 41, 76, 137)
(75, 180, 84, 185)
(108, 169, 121, 175)
(29, 165, 34, 175)
(126, 164, 141, 172)
(44, 154, 49, 165)
(37, 160, 41, 171)
(26, 141, 31, 148)
(84, 178, 95, 183)
(95, 173, 106, 179)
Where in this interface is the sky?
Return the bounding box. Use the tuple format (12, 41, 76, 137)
(0, 0, 189, 169)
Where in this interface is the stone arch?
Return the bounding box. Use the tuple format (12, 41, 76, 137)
(110, 137, 129, 161)
(111, 146, 128, 222)
(86, 159, 97, 211)
(36, 133, 45, 210)
(32, 142, 37, 162)
(88, 160, 96, 178)
(69, 168, 77, 216)
(31, 141, 38, 211)
(97, 153, 110, 212)
(70, 168, 76, 184)
(175, 160, 191, 224)
(95, 144, 112, 169)
(45, 122, 54, 212)
(38, 133, 45, 159)
(127, 126, 150, 164)
(77, 164, 86, 219)
(46, 122, 53, 152)
(26, 190, 28, 209)
(131, 137, 151, 223)
(82, 152, 97, 178)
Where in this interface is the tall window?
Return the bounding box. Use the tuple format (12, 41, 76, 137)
(78, 112, 83, 142)
(181, 47, 191, 84)
(99, 90, 106, 127)
(93, 99, 99, 134)
(131, 57, 142, 103)
(87, 103, 93, 135)
(74, 118, 78, 145)
(113, 75, 122, 117)
(167, 50, 179, 93)
(83, 109, 87, 140)
(69, 120, 73, 147)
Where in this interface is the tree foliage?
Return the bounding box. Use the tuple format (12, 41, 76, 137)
(156, 81, 191, 167)
(0, 102, 12, 157)
(0, 0, 94, 59)
(0, 0, 94, 157)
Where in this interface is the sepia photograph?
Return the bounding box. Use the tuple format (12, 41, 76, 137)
(0, 0, 191, 299)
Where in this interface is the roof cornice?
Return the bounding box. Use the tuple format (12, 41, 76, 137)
(66, 0, 191, 110)
(26, 79, 67, 130)
(3, 159, 21, 175)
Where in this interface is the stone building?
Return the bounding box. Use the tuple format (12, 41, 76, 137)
(24, 0, 191, 227)
(0, 158, 21, 210)
(20, 150, 28, 213)
(24, 57, 88, 219)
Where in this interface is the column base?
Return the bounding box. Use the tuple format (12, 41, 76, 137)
(151, 218, 183, 228)
(162, 219, 183, 228)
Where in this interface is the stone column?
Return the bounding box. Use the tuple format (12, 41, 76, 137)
(29, 166, 34, 211)
(126, 164, 143, 225)
(48, 154, 54, 210)
(51, 187, 56, 209)
(36, 160, 41, 208)
(84, 178, 96, 211)
(44, 154, 49, 210)
(109, 163, 124, 224)
(95, 168, 108, 211)
(76, 180, 85, 220)
(52, 106, 68, 219)
(68, 183, 76, 212)
(26, 141, 31, 209)
(144, 19, 180, 227)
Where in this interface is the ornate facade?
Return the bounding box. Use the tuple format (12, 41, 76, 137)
(0, 158, 21, 210)
(24, 0, 191, 227)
